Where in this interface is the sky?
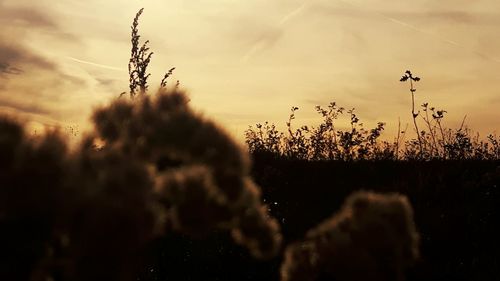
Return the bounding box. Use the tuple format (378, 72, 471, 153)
(1, 0, 499, 143)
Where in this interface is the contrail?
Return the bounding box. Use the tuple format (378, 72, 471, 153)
(279, 2, 309, 25)
(241, 1, 310, 62)
(385, 17, 461, 46)
(337, 0, 500, 64)
(65, 56, 126, 72)
(241, 44, 263, 63)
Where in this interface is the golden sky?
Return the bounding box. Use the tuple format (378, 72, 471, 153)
(1, 0, 499, 142)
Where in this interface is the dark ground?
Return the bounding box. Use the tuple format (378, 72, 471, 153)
(142, 157, 500, 281)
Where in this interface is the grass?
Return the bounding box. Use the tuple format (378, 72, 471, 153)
(245, 74, 500, 161)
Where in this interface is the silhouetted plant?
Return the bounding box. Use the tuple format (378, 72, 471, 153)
(160, 67, 176, 90)
(281, 191, 420, 281)
(246, 70, 499, 161)
(245, 122, 283, 156)
(246, 102, 389, 161)
(128, 8, 152, 98)
(487, 134, 500, 159)
(284, 107, 310, 160)
(127, 8, 176, 98)
(400, 70, 423, 156)
(310, 102, 344, 160)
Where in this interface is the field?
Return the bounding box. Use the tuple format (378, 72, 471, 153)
(139, 158, 500, 281)
(1, 7, 500, 281)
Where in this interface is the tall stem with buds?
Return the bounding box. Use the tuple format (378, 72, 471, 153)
(400, 70, 423, 155)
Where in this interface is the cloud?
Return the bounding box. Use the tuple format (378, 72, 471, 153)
(0, 2, 72, 74)
(0, 42, 57, 74)
(0, 98, 51, 115)
(240, 28, 284, 62)
(0, 5, 58, 29)
(240, 3, 312, 62)
(309, 2, 499, 25)
(0, 1, 89, 131)
(0, 62, 22, 75)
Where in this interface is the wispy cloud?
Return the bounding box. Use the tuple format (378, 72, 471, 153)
(0, 3, 57, 29)
(0, 97, 51, 115)
(335, 0, 500, 64)
(241, 1, 311, 62)
(0, 42, 57, 74)
(0, 62, 22, 75)
(0, 1, 93, 130)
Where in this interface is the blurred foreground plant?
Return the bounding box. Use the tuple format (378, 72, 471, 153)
(0, 8, 282, 281)
(281, 191, 420, 281)
(0, 88, 283, 281)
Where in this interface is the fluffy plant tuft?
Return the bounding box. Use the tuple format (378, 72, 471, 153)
(281, 191, 420, 281)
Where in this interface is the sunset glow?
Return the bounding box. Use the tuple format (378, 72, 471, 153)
(1, 0, 499, 141)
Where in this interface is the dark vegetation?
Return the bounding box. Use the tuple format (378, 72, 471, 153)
(0, 87, 285, 281)
(246, 71, 500, 161)
(0, 8, 499, 281)
(251, 158, 500, 281)
(245, 100, 500, 161)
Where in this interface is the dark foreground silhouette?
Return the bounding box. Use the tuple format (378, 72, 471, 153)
(140, 156, 499, 281)
(1, 89, 424, 281)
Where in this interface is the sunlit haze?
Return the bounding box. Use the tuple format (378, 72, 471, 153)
(1, 0, 499, 142)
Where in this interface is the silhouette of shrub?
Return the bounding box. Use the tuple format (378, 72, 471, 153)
(92, 89, 283, 258)
(281, 191, 419, 281)
(246, 71, 500, 161)
(246, 103, 389, 161)
(0, 117, 70, 281)
(0, 89, 283, 280)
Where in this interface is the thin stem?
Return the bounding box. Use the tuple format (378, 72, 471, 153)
(410, 79, 423, 155)
(423, 108, 438, 157)
(395, 117, 401, 159)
